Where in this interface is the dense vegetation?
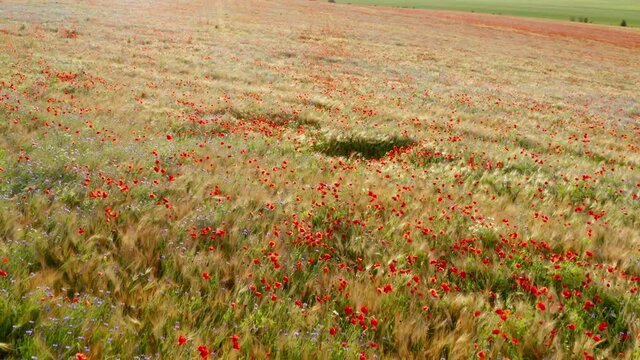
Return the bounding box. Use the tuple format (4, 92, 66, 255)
(343, 0, 640, 27)
(1, 0, 639, 359)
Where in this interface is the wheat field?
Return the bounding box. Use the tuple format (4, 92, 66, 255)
(1, 0, 640, 359)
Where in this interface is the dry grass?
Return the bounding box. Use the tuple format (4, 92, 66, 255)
(0, 0, 639, 359)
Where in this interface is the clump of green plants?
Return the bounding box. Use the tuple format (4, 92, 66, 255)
(571, 16, 593, 23)
(314, 132, 415, 159)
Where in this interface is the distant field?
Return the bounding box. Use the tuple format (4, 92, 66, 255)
(344, 0, 640, 26)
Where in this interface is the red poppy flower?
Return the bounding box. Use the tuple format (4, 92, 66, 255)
(583, 300, 595, 311)
(197, 345, 210, 358)
(370, 317, 379, 327)
(178, 335, 187, 346)
(231, 334, 240, 350)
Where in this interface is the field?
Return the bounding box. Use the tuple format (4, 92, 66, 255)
(1, 0, 640, 359)
(344, 0, 640, 27)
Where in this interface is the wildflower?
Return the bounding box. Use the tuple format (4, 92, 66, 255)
(583, 300, 595, 311)
(178, 335, 187, 346)
(197, 345, 210, 358)
(429, 289, 439, 298)
(231, 334, 240, 350)
(344, 305, 353, 316)
(370, 317, 379, 328)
